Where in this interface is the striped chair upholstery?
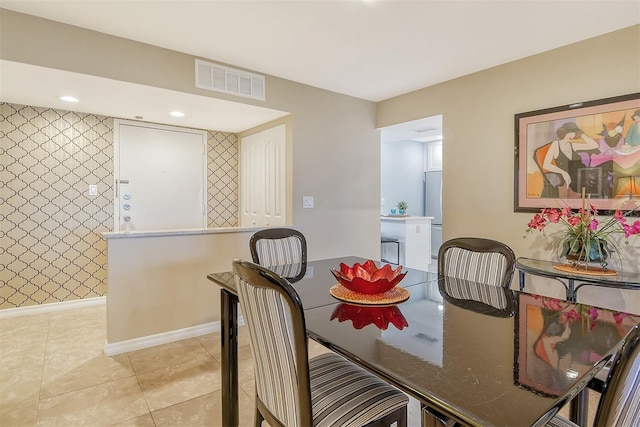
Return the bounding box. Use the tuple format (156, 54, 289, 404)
(267, 261, 305, 279)
(442, 276, 509, 309)
(545, 323, 639, 427)
(250, 228, 307, 281)
(438, 237, 516, 288)
(233, 260, 409, 427)
(440, 276, 515, 317)
(309, 353, 409, 427)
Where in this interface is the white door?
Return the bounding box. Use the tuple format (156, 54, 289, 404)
(241, 132, 262, 226)
(240, 124, 285, 227)
(114, 120, 207, 231)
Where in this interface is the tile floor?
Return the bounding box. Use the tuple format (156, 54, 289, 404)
(1, 303, 257, 427)
(1, 304, 422, 427)
(1, 302, 600, 427)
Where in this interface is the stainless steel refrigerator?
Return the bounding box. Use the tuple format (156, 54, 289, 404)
(425, 171, 443, 259)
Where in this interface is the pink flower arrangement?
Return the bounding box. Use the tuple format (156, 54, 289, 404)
(525, 201, 640, 265)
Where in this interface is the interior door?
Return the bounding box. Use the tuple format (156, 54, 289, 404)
(114, 120, 207, 231)
(240, 124, 285, 227)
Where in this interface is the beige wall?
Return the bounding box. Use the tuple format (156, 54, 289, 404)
(377, 25, 640, 272)
(0, 9, 382, 266)
(105, 230, 254, 345)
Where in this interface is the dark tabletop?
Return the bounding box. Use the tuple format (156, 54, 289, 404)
(208, 256, 639, 426)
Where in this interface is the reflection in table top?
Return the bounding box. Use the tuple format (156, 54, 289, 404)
(517, 257, 640, 287)
(208, 257, 639, 426)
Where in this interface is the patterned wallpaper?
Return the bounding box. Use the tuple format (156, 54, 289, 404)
(0, 103, 239, 309)
(207, 131, 239, 227)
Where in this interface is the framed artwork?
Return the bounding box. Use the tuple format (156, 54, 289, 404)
(514, 294, 639, 397)
(514, 93, 640, 213)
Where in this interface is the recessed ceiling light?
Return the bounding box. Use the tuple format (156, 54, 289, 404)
(169, 111, 185, 117)
(59, 95, 79, 103)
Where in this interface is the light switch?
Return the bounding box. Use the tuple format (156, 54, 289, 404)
(303, 196, 314, 209)
(88, 184, 98, 196)
(381, 197, 385, 206)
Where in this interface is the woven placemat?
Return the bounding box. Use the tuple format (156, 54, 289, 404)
(553, 263, 617, 276)
(329, 284, 410, 305)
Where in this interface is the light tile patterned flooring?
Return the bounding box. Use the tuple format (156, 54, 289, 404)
(0, 304, 422, 426)
(1, 303, 598, 427)
(1, 304, 246, 427)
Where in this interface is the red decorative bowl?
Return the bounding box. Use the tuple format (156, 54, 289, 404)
(330, 260, 407, 294)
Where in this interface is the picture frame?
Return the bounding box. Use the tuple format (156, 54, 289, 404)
(514, 294, 639, 397)
(514, 93, 640, 213)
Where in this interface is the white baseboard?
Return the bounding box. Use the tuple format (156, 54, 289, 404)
(104, 316, 245, 356)
(0, 297, 246, 357)
(0, 296, 106, 319)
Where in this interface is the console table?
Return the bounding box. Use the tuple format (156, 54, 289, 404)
(517, 257, 640, 302)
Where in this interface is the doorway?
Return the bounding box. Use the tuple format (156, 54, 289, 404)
(379, 115, 444, 260)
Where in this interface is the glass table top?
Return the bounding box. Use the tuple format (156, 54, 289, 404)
(209, 257, 640, 426)
(517, 257, 640, 286)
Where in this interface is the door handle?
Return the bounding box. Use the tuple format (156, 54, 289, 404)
(115, 179, 130, 198)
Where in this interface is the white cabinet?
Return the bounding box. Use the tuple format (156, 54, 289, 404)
(381, 216, 432, 271)
(427, 141, 443, 171)
(240, 124, 286, 227)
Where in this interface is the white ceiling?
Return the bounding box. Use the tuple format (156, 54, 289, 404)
(1, 1, 638, 133)
(0, 60, 289, 133)
(381, 115, 443, 143)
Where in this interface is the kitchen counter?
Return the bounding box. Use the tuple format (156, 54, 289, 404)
(381, 216, 433, 271)
(380, 215, 434, 221)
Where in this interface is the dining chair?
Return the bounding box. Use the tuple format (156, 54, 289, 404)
(233, 259, 409, 427)
(422, 238, 517, 425)
(250, 228, 307, 281)
(546, 322, 639, 427)
(438, 237, 516, 288)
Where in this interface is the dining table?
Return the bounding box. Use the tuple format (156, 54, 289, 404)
(207, 256, 639, 427)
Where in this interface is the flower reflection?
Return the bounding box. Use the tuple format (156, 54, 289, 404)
(534, 295, 630, 331)
(330, 303, 408, 330)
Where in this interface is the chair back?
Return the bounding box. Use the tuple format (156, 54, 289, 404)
(439, 276, 516, 317)
(232, 259, 312, 427)
(438, 237, 516, 288)
(250, 228, 307, 281)
(594, 323, 640, 427)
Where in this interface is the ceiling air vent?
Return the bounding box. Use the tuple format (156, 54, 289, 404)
(195, 59, 265, 101)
